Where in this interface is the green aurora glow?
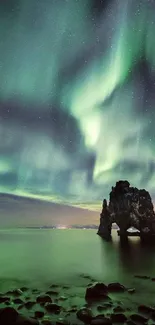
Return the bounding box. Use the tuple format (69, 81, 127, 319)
(1, 0, 155, 210)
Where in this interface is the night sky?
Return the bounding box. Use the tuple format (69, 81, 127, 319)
(1, 0, 155, 213)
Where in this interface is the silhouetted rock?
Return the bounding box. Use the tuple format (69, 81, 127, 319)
(76, 307, 93, 323)
(34, 310, 44, 318)
(111, 313, 127, 323)
(138, 305, 155, 315)
(36, 295, 52, 304)
(44, 302, 61, 313)
(130, 314, 148, 323)
(13, 298, 24, 304)
(134, 275, 150, 279)
(20, 287, 28, 292)
(91, 315, 112, 325)
(0, 307, 18, 324)
(113, 306, 125, 313)
(97, 180, 155, 240)
(107, 282, 126, 292)
(85, 283, 109, 301)
(0, 296, 10, 303)
(7, 289, 23, 297)
(24, 301, 36, 309)
(46, 290, 58, 295)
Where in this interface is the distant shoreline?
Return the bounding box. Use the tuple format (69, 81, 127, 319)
(17, 225, 119, 230)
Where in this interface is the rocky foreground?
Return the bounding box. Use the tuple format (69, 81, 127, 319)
(0, 275, 155, 325)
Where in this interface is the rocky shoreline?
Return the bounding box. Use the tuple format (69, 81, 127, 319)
(0, 274, 155, 324)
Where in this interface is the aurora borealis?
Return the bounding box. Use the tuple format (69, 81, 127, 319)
(1, 0, 155, 211)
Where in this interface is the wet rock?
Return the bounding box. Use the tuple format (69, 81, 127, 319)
(46, 290, 58, 295)
(45, 302, 61, 313)
(0, 296, 10, 303)
(130, 314, 148, 323)
(34, 311, 44, 318)
(0, 306, 19, 324)
(36, 295, 52, 304)
(138, 305, 155, 315)
(10, 289, 23, 296)
(76, 307, 93, 323)
(20, 287, 28, 292)
(128, 288, 135, 294)
(108, 282, 126, 292)
(91, 315, 112, 325)
(113, 306, 125, 313)
(13, 298, 24, 304)
(24, 301, 36, 309)
(151, 312, 155, 321)
(134, 275, 150, 280)
(16, 314, 39, 324)
(85, 283, 109, 301)
(111, 313, 127, 323)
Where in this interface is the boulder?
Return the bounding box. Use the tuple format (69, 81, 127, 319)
(0, 296, 10, 303)
(8, 289, 23, 296)
(85, 283, 109, 301)
(107, 282, 126, 292)
(113, 306, 125, 313)
(34, 311, 44, 318)
(111, 313, 127, 323)
(46, 290, 58, 295)
(130, 314, 148, 323)
(24, 301, 36, 309)
(20, 287, 28, 292)
(0, 307, 19, 324)
(44, 302, 61, 313)
(76, 307, 93, 323)
(13, 298, 24, 304)
(138, 305, 155, 315)
(36, 295, 52, 304)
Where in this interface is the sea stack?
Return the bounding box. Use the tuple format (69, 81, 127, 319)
(97, 180, 155, 241)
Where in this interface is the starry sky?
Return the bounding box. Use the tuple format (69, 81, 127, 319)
(1, 0, 155, 212)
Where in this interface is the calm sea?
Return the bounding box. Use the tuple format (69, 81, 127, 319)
(0, 229, 155, 307)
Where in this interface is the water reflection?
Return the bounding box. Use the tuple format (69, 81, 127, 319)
(99, 231, 155, 281)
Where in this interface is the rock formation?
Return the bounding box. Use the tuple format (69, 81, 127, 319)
(97, 180, 155, 241)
